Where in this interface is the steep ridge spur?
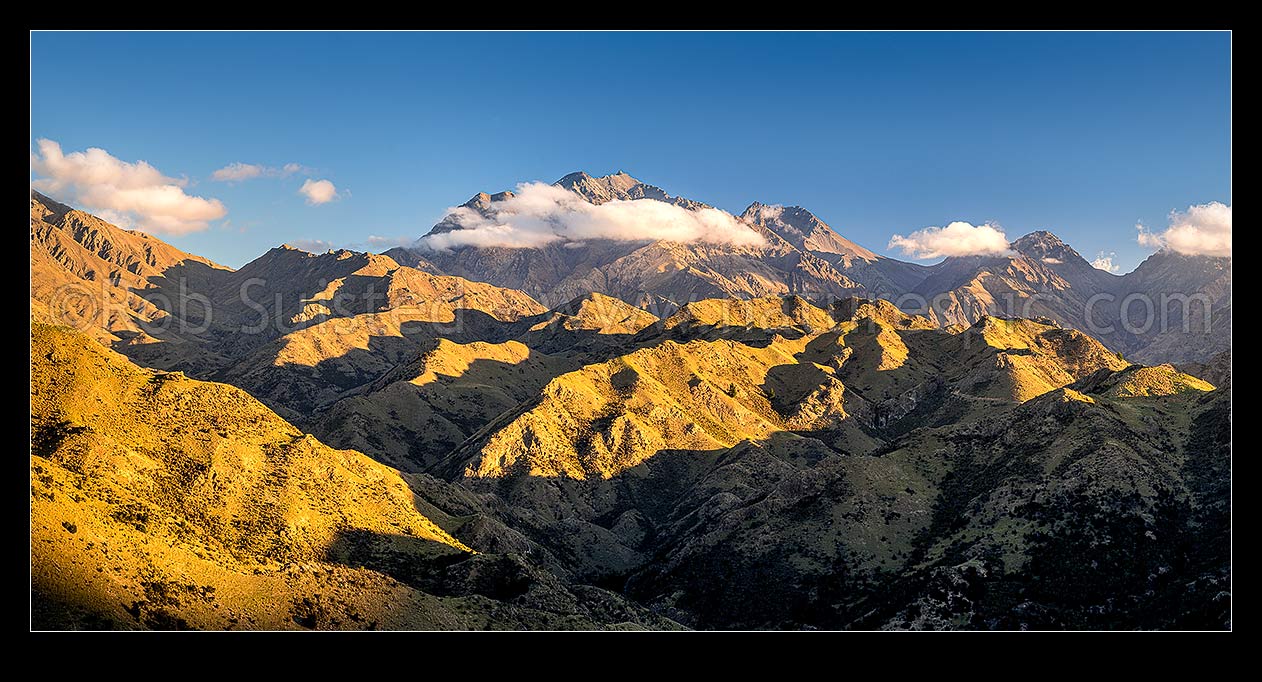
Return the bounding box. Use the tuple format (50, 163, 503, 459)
(310, 292, 664, 472)
(30, 324, 676, 630)
(204, 245, 544, 359)
(409, 296, 1214, 624)
(31, 191, 233, 374)
(30, 188, 1230, 630)
(211, 252, 547, 419)
(625, 365, 1228, 629)
(438, 297, 1131, 483)
(31, 190, 553, 422)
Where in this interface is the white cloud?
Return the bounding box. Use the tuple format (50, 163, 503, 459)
(288, 239, 336, 252)
(419, 182, 765, 250)
(363, 235, 414, 249)
(285, 234, 414, 254)
(751, 203, 784, 220)
(212, 161, 308, 182)
(1136, 221, 1164, 249)
(1042, 257, 1063, 265)
(887, 221, 1012, 260)
(1136, 202, 1231, 257)
(211, 162, 264, 182)
(1091, 251, 1120, 273)
(299, 178, 340, 205)
(31, 139, 226, 235)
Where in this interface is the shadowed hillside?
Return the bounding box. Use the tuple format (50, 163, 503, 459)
(30, 324, 678, 630)
(30, 189, 1230, 631)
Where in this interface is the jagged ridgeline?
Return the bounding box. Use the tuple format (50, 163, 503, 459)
(386, 172, 1231, 364)
(30, 180, 1229, 630)
(31, 324, 682, 630)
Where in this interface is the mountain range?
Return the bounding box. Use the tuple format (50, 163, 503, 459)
(386, 171, 1230, 364)
(29, 179, 1231, 630)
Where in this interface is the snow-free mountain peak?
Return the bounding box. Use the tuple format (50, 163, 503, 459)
(740, 201, 879, 264)
(1011, 230, 1086, 264)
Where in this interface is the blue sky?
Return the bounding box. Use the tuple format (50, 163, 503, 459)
(31, 31, 1231, 271)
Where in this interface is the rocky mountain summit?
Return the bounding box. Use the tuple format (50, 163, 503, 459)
(383, 172, 1229, 363)
(30, 188, 1231, 630)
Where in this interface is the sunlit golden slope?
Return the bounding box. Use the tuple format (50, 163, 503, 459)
(939, 316, 1131, 402)
(530, 292, 659, 335)
(207, 245, 546, 357)
(442, 300, 1132, 482)
(455, 337, 797, 479)
(213, 279, 548, 418)
(316, 338, 573, 471)
(629, 372, 1225, 630)
(662, 295, 838, 335)
(30, 191, 233, 372)
(31, 325, 674, 630)
(516, 293, 659, 353)
(31, 324, 470, 628)
(307, 295, 663, 471)
(1070, 363, 1215, 397)
(446, 332, 883, 480)
(1177, 350, 1231, 388)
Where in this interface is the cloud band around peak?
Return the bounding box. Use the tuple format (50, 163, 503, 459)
(888, 221, 1011, 260)
(418, 182, 766, 250)
(1137, 201, 1231, 257)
